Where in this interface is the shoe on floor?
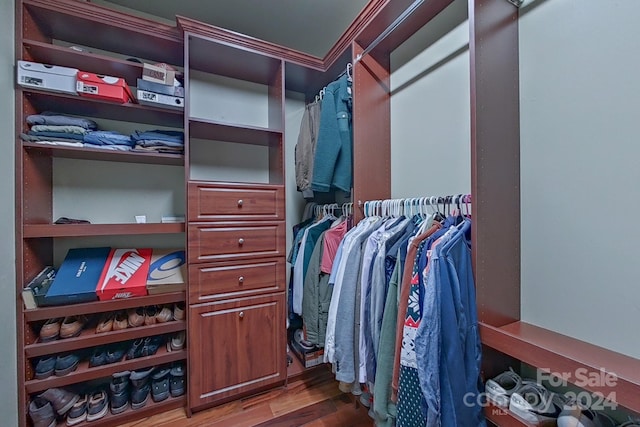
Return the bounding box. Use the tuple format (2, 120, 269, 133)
(29, 397, 56, 427)
(485, 367, 523, 408)
(86, 389, 109, 422)
(65, 394, 88, 426)
(39, 387, 80, 416)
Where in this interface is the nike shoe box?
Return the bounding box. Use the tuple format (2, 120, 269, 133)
(290, 338, 325, 368)
(44, 247, 111, 306)
(96, 248, 152, 300)
(77, 71, 135, 103)
(17, 60, 78, 95)
(137, 78, 184, 97)
(146, 249, 186, 295)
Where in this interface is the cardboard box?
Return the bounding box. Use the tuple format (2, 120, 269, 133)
(142, 63, 175, 85)
(137, 89, 184, 110)
(76, 71, 134, 103)
(290, 339, 325, 368)
(17, 60, 78, 95)
(45, 247, 110, 306)
(22, 266, 57, 309)
(96, 248, 152, 300)
(137, 78, 184, 97)
(146, 249, 186, 294)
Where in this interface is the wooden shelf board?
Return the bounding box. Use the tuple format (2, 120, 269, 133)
(25, 347, 186, 394)
(26, 320, 186, 358)
(23, 39, 145, 87)
(22, 222, 185, 238)
(25, 292, 185, 322)
(186, 32, 281, 85)
(23, 142, 184, 166)
(480, 321, 640, 413)
(484, 402, 534, 427)
(53, 394, 186, 427)
(23, 0, 183, 66)
(189, 117, 282, 146)
(22, 89, 184, 128)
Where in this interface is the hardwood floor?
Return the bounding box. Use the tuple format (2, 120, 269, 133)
(117, 363, 374, 427)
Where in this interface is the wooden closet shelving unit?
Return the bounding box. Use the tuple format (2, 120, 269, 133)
(16, 1, 187, 426)
(15, 0, 639, 425)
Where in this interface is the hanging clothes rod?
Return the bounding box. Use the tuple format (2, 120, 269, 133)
(354, 0, 425, 63)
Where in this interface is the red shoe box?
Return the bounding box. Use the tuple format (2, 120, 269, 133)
(76, 71, 135, 103)
(96, 248, 152, 300)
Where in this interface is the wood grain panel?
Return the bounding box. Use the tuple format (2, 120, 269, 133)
(189, 258, 284, 302)
(188, 293, 286, 408)
(470, 0, 521, 326)
(188, 222, 285, 263)
(188, 182, 285, 221)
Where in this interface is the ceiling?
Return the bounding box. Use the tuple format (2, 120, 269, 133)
(100, 0, 370, 58)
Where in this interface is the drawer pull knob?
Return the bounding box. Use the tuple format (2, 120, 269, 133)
(239, 311, 245, 319)
(238, 276, 244, 284)
(237, 199, 244, 207)
(238, 238, 245, 245)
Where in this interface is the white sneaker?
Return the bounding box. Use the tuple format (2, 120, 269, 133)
(485, 368, 522, 408)
(558, 398, 616, 427)
(509, 383, 564, 424)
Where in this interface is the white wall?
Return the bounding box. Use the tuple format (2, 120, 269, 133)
(390, 0, 470, 199)
(520, 0, 640, 358)
(0, 0, 17, 423)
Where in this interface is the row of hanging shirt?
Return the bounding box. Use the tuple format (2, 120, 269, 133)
(289, 195, 486, 427)
(294, 63, 353, 200)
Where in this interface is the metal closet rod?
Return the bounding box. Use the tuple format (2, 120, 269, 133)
(354, 0, 425, 63)
(354, 0, 523, 63)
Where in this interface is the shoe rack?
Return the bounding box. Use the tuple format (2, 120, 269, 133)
(16, 1, 188, 426)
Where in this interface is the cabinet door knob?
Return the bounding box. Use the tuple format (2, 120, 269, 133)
(239, 311, 245, 319)
(237, 199, 244, 207)
(238, 276, 244, 284)
(238, 238, 245, 245)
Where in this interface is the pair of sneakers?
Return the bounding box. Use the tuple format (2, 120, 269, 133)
(486, 369, 617, 427)
(486, 368, 565, 424)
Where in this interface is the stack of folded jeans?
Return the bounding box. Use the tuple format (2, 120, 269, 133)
(83, 131, 134, 151)
(23, 112, 98, 148)
(131, 130, 184, 154)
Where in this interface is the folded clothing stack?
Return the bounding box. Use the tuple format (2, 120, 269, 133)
(131, 130, 184, 154)
(83, 131, 133, 151)
(22, 112, 98, 148)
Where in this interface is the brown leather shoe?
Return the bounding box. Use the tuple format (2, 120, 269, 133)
(39, 387, 80, 416)
(39, 318, 62, 342)
(156, 305, 173, 323)
(173, 302, 185, 321)
(113, 311, 128, 331)
(144, 306, 158, 326)
(59, 316, 87, 339)
(95, 313, 114, 334)
(127, 307, 144, 328)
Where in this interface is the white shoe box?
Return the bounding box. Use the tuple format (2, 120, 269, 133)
(17, 60, 78, 95)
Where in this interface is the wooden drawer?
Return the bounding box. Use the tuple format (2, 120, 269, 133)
(188, 222, 285, 263)
(189, 258, 285, 301)
(188, 182, 284, 221)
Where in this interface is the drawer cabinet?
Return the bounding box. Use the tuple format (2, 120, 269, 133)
(188, 293, 286, 408)
(189, 257, 285, 301)
(188, 182, 285, 221)
(188, 222, 285, 263)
